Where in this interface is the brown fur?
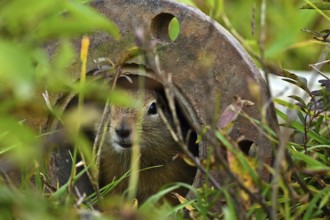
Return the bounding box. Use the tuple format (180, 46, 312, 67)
(98, 89, 196, 203)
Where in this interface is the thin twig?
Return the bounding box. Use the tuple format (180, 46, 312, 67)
(271, 126, 290, 220)
(286, 151, 312, 195)
(91, 63, 129, 199)
(310, 64, 330, 80)
(158, 108, 221, 190)
(137, 32, 273, 217)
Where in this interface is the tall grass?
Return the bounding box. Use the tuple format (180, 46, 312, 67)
(0, 0, 329, 219)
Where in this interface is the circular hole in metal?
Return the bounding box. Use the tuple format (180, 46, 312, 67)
(151, 13, 180, 42)
(238, 140, 256, 157)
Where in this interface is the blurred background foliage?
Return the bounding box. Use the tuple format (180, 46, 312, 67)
(0, 0, 119, 165)
(179, 0, 330, 71)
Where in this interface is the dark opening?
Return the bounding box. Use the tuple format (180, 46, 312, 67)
(238, 140, 255, 157)
(151, 13, 181, 43)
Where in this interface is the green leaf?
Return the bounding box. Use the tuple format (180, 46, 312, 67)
(274, 98, 300, 110)
(276, 109, 330, 144)
(281, 70, 310, 94)
(196, 126, 210, 144)
(290, 150, 329, 171)
(297, 111, 306, 124)
(303, 187, 330, 220)
(0, 115, 38, 164)
(35, 1, 120, 41)
(215, 131, 259, 181)
(313, 115, 324, 133)
(65, 1, 120, 39)
(307, 145, 330, 151)
(51, 166, 89, 201)
(52, 40, 75, 72)
(282, 69, 307, 83)
(301, 2, 330, 10)
(288, 95, 307, 107)
(223, 190, 237, 220)
(141, 184, 189, 209)
(0, 40, 35, 100)
(168, 17, 180, 41)
(319, 188, 330, 208)
(0, 0, 60, 37)
(281, 78, 310, 95)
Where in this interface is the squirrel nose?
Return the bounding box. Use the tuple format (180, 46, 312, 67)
(115, 122, 131, 138)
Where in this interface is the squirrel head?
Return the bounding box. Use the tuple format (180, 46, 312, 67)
(107, 88, 177, 157)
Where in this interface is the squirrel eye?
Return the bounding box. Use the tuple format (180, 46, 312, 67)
(148, 102, 157, 115)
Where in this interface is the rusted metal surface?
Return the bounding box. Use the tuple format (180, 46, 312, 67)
(44, 0, 277, 203)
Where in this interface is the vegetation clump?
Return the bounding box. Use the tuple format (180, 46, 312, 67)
(0, 0, 329, 219)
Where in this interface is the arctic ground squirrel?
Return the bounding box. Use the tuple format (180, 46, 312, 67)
(98, 87, 197, 204)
